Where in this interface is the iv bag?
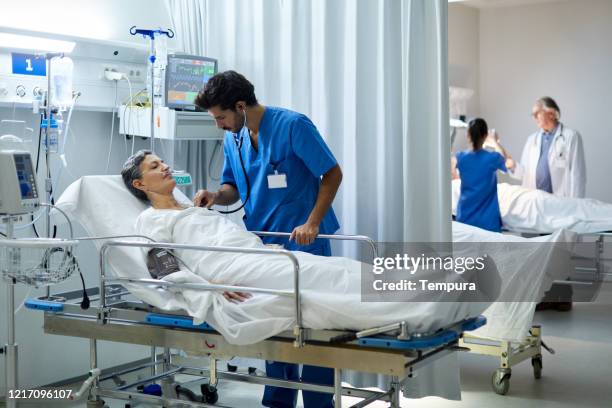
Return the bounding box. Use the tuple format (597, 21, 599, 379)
(50, 57, 74, 110)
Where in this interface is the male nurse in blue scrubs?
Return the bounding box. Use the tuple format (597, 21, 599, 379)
(193, 70, 342, 408)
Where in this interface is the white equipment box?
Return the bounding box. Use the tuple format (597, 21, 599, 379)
(118, 106, 223, 141)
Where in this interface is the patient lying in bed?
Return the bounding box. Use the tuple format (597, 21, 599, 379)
(452, 179, 612, 233)
(118, 150, 500, 345)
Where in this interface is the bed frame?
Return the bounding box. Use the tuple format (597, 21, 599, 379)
(460, 231, 609, 395)
(25, 233, 487, 407)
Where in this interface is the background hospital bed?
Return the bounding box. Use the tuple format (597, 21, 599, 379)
(470, 233, 608, 394)
(450, 180, 609, 394)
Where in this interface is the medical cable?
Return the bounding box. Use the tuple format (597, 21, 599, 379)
(216, 111, 251, 214)
(208, 140, 222, 182)
(32, 112, 45, 237)
(124, 77, 134, 145)
(59, 92, 79, 156)
(40, 203, 89, 309)
(121, 78, 135, 135)
(105, 82, 119, 173)
(131, 131, 136, 155)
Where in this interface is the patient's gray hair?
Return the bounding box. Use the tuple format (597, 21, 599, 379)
(121, 150, 152, 202)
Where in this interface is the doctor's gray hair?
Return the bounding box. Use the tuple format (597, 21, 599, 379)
(536, 97, 561, 120)
(121, 150, 152, 203)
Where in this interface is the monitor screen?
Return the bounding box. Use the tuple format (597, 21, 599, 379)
(165, 54, 218, 110)
(14, 153, 37, 199)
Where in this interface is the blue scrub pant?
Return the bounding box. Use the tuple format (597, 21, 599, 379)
(262, 241, 334, 408)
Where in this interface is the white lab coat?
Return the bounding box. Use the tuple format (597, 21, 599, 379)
(511, 123, 586, 198)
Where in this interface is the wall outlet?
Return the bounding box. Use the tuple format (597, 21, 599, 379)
(102, 65, 119, 80)
(126, 67, 143, 82)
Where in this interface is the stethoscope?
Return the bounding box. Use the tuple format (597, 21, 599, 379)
(217, 109, 252, 215)
(552, 123, 566, 160)
(536, 123, 566, 160)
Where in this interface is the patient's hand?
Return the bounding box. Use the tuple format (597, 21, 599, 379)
(223, 291, 252, 304)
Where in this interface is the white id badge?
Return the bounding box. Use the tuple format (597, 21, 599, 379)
(267, 171, 287, 189)
(554, 155, 567, 168)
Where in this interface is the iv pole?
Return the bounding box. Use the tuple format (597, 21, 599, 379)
(129, 26, 174, 153)
(41, 52, 66, 300)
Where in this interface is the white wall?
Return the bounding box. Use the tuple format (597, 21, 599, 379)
(448, 4, 481, 152)
(478, 0, 612, 201)
(448, 3, 480, 118)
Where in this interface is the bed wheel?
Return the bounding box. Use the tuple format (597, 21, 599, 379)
(201, 384, 219, 404)
(491, 369, 511, 395)
(532, 355, 543, 379)
(175, 385, 200, 402)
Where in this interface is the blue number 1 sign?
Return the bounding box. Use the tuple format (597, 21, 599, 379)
(12, 53, 46, 76)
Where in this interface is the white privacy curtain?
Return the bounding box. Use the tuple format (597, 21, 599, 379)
(165, 0, 451, 248)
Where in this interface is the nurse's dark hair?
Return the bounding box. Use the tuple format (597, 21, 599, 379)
(536, 96, 561, 120)
(468, 118, 488, 151)
(121, 149, 152, 203)
(194, 70, 258, 111)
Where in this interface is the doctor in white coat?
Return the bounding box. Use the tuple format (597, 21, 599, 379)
(510, 97, 586, 198)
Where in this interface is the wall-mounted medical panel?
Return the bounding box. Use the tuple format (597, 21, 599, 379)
(0, 34, 149, 112)
(118, 106, 223, 141)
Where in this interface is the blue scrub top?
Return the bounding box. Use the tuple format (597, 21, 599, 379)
(456, 149, 506, 233)
(221, 106, 340, 252)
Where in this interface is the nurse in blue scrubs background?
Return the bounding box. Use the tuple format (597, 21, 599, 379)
(193, 70, 342, 408)
(453, 118, 514, 233)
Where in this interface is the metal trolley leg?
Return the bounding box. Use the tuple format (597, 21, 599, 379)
(86, 339, 104, 407)
(4, 218, 17, 408)
(334, 368, 342, 407)
(150, 345, 157, 376)
(390, 376, 401, 408)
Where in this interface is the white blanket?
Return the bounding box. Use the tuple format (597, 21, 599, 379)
(134, 206, 499, 344)
(452, 179, 612, 233)
(452, 222, 574, 341)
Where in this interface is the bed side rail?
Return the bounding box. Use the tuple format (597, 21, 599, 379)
(251, 231, 379, 259)
(99, 240, 306, 347)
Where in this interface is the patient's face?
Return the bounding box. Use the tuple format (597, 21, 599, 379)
(134, 154, 176, 196)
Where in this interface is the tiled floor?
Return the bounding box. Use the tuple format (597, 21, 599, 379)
(3, 303, 611, 408)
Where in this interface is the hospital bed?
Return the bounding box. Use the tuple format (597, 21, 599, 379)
(29, 175, 493, 407)
(458, 233, 607, 395)
(452, 180, 609, 394)
(27, 245, 486, 408)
